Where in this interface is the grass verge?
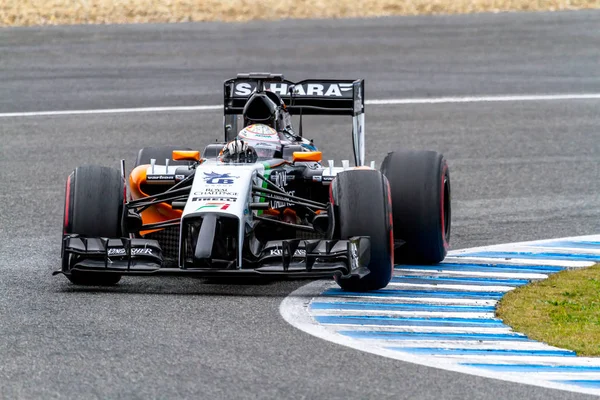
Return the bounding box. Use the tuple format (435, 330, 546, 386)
(497, 263, 600, 356)
(1, 0, 600, 27)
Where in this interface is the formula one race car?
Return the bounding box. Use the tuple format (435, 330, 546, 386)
(56, 73, 451, 291)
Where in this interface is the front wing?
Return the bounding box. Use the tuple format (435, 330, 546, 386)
(56, 235, 371, 279)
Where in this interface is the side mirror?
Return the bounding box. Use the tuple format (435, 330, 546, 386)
(172, 150, 200, 162)
(292, 151, 322, 163)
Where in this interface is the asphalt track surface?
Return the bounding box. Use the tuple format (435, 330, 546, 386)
(1, 10, 599, 399)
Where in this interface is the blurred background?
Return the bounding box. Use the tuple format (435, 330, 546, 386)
(2, 0, 600, 26)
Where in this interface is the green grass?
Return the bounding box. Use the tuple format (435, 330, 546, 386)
(497, 263, 600, 356)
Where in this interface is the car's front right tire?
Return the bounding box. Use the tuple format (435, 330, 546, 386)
(62, 165, 124, 285)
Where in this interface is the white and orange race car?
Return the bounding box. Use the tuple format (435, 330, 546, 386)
(56, 73, 451, 292)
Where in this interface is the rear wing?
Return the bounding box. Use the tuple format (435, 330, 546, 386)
(223, 73, 366, 166)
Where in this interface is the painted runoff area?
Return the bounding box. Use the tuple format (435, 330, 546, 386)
(2, 93, 600, 118)
(280, 235, 600, 396)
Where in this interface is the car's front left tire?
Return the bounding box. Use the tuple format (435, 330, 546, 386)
(330, 169, 394, 291)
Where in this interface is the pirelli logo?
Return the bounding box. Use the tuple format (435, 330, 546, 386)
(191, 197, 238, 202)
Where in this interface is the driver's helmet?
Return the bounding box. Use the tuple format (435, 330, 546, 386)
(238, 124, 283, 159)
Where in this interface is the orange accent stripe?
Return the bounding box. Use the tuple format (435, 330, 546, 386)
(262, 208, 280, 216)
(129, 164, 183, 235)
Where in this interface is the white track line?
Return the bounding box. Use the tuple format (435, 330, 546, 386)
(394, 269, 548, 280)
(313, 294, 498, 305)
(385, 282, 516, 292)
(443, 256, 593, 268)
(381, 341, 565, 351)
(312, 309, 496, 319)
(520, 245, 600, 255)
(425, 355, 600, 364)
(0, 105, 222, 118)
(3, 93, 600, 118)
(321, 295, 499, 306)
(366, 93, 600, 105)
(317, 326, 513, 334)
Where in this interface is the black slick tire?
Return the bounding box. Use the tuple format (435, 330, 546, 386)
(381, 150, 450, 264)
(62, 165, 124, 285)
(330, 169, 393, 291)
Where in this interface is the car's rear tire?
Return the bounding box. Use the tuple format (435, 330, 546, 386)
(331, 169, 393, 291)
(62, 165, 124, 285)
(135, 146, 193, 168)
(381, 150, 450, 264)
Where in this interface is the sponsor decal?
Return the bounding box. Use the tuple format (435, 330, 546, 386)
(239, 132, 278, 141)
(312, 175, 322, 182)
(253, 134, 276, 139)
(234, 82, 353, 98)
(108, 248, 154, 256)
(192, 196, 237, 202)
(195, 202, 231, 211)
(271, 170, 288, 188)
(246, 124, 277, 135)
(194, 188, 238, 196)
(270, 190, 295, 209)
(175, 174, 185, 181)
(147, 174, 175, 181)
(239, 125, 280, 141)
(255, 142, 279, 148)
(322, 176, 334, 182)
(204, 172, 239, 185)
(270, 248, 306, 257)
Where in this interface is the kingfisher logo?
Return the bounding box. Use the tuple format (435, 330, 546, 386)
(204, 172, 239, 184)
(234, 82, 354, 98)
(195, 202, 231, 211)
(107, 248, 154, 256)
